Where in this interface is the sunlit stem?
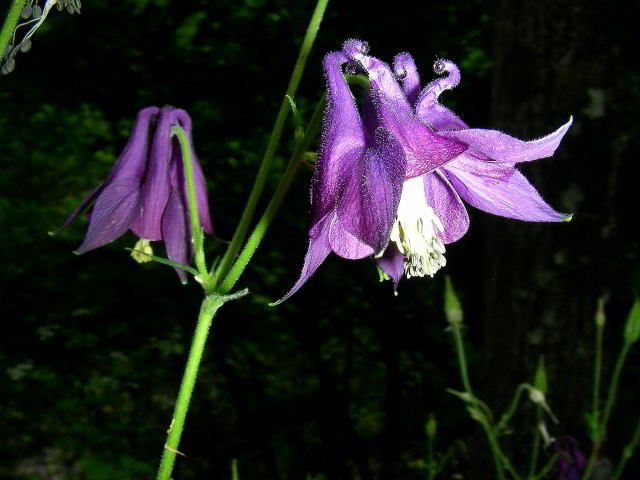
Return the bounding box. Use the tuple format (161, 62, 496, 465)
(0, 0, 26, 58)
(216, 93, 326, 295)
(155, 290, 248, 480)
(583, 339, 633, 479)
(211, 0, 329, 288)
(156, 294, 222, 480)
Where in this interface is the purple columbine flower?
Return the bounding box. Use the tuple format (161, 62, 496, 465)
(341, 40, 572, 289)
(58, 105, 213, 283)
(275, 47, 467, 303)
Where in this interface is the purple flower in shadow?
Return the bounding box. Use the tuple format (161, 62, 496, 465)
(58, 106, 213, 282)
(342, 40, 572, 289)
(274, 46, 467, 304)
(553, 437, 586, 480)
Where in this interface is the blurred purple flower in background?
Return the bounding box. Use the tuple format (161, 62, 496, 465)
(57, 106, 213, 282)
(553, 437, 586, 480)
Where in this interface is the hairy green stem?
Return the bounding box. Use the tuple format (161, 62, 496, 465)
(156, 294, 224, 480)
(583, 339, 632, 479)
(211, 0, 329, 288)
(216, 93, 326, 295)
(171, 125, 208, 280)
(0, 0, 26, 59)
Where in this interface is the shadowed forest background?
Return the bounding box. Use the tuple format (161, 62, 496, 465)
(1, 0, 639, 478)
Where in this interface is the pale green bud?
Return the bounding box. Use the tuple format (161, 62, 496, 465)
(623, 300, 640, 344)
(444, 275, 463, 324)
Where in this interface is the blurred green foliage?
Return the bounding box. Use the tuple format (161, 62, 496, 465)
(1, 0, 639, 479)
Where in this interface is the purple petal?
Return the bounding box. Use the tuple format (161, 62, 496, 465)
(342, 42, 468, 178)
(55, 184, 105, 233)
(413, 59, 468, 131)
(416, 103, 469, 131)
(441, 117, 573, 163)
(376, 244, 405, 290)
(57, 107, 160, 234)
(328, 215, 374, 259)
(161, 188, 190, 284)
(272, 214, 333, 305)
(393, 52, 421, 107)
(423, 171, 469, 243)
(74, 178, 142, 254)
(132, 106, 173, 240)
(336, 128, 406, 253)
(311, 51, 367, 227)
(443, 155, 570, 222)
(106, 106, 160, 182)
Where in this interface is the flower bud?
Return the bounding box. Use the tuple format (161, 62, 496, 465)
(425, 413, 437, 438)
(623, 300, 640, 344)
(444, 275, 463, 324)
(533, 356, 547, 394)
(594, 297, 606, 328)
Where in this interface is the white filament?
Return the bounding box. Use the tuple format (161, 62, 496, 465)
(389, 176, 446, 278)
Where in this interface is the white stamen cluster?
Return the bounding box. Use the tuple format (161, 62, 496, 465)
(389, 176, 446, 278)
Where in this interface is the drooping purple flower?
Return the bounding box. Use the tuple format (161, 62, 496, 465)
(553, 437, 586, 480)
(275, 47, 467, 303)
(57, 105, 213, 282)
(342, 40, 572, 289)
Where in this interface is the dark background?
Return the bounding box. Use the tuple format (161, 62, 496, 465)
(1, 0, 639, 478)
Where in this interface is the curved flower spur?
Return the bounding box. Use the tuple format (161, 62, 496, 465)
(274, 47, 468, 304)
(53, 106, 213, 283)
(342, 39, 572, 290)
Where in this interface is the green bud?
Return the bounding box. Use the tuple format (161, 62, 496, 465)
(425, 413, 437, 438)
(623, 300, 640, 344)
(444, 275, 463, 324)
(533, 356, 548, 394)
(594, 297, 606, 328)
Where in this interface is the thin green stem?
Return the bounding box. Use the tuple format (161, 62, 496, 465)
(216, 93, 326, 295)
(450, 322, 473, 394)
(480, 421, 508, 480)
(0, 0, 26, 59)
(527, 406, 542, 480)
(583, 340, 632, 479)
(497, 383, 528, 432)
(449, 320, 512, 480)
(533, 453, 558, 480)
(211, 0, 329, 288)
(171, 125, 208, 280)
(156, 294, 223, 480)
(611, 415, 640, 480)
(592, 320, 604, 433)
(427, 433, 435, 480)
